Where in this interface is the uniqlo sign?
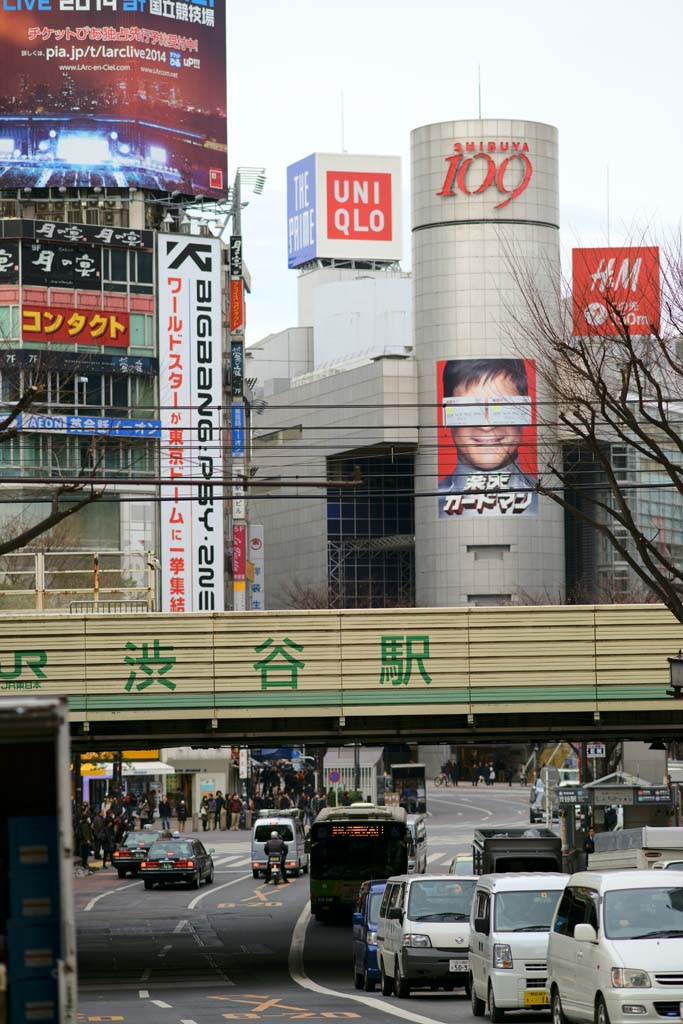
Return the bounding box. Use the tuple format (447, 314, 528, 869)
(572, 246, 660, 337)
(326, 171, 392, 241)
(286, 152, 402, 266)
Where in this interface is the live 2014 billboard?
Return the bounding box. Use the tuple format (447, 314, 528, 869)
(437, 357, 538, 518)
(158, 234, 224, 614)
(287, 152, 402, 268)
(0, 0, 227, 197)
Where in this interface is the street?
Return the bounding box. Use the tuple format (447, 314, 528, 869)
(76, 785, 538, 1024)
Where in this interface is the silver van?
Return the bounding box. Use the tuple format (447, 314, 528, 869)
(250, 809, 308, 879)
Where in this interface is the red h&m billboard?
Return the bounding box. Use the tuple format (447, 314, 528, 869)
(572, 247, 660, 337)
(0, 1, 227, 197)
(437, 357, 538, 518)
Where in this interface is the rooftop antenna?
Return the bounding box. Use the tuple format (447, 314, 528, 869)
(478, 65, 482, 119)
(340, 90, 346, 153)
(606, 164, 611, 245)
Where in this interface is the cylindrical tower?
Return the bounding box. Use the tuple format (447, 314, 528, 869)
(411, 119, 564, 606)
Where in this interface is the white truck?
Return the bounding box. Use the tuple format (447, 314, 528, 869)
(0, 696, 77, 1024)
(588, 826, 683, 870)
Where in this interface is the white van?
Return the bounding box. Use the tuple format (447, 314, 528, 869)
(469, 873, 568, 1020)
(406, 814, 428, 874)
(376, 873, 477, 997)
(548, 869, 683, 1024)
(250, 809, 308, 879)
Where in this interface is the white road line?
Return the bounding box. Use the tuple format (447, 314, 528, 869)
(230, 857, 252, 866)
(152, 1000, 173, 1009)
(213, 855, 242, 866)
(173, 919, 189, 933)
(139, 990, 149, 999)
(180, 1019, 198, 1023)
(425, 851, 449, 865)
(186, 872, 252, 910)
(289, 901, 454, 1024)
(83, 880, 142, 912)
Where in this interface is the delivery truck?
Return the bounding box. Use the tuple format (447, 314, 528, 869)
(472, 826, 563, 875)
(0, 696, 77, 1024)
(588, 826, 683, 871)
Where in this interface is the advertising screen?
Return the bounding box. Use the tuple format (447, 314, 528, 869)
(286, 152, 401, 267)
(572, 246, 660, 337)
(0, 1, 227, 197)
(437, 357, 538, 518)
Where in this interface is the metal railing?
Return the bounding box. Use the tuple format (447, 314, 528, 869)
(0, 549, 157, 612)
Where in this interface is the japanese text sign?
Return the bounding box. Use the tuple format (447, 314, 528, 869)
(17, 413, 160, 439)
(22, 306, 129, 348)
(572, 247, 661, 337)
(230, 278, 245, 333)
(158, 234, 224, 614)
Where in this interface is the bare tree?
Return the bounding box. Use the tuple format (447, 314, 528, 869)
(507, 231, 683, 623)
(0, 357, 104, 556)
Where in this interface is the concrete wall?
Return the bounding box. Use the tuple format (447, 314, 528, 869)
(313, 275, 411, 366)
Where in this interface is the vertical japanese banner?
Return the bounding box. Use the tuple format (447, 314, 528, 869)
(158, 235, 225, 612)
(249, 525, 265, 611)
(436, 357, 538, 518)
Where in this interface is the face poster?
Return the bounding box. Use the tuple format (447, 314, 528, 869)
(437, 357, 538, 518)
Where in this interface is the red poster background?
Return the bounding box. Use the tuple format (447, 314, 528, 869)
(572, 246, 660, 337)
(436, 357, 538, 481)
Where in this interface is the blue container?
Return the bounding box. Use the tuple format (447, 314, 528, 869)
(9, 978, 59, 1024)
(7, 920, 60, 980)
(8, 869, 59, 922)
(8, 817, 58, 871)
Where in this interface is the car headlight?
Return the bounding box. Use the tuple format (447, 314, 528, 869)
(611, 969, 651, 989)
(403, 934, 432, 948)
(493, 944, 513, 969)
(366, 930, 377, 945)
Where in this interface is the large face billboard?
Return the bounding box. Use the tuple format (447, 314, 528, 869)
(287, 152, 401, 268)
(158, 234, 224, 613)
(0, 1, 227, 197)
(437, 358, 538, 518)
(572, 247, 660, 337)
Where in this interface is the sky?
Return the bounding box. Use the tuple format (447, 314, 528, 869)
(228, 0, 682, 345)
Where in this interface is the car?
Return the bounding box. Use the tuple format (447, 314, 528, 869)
(139, 839, 215, 890)
(251, 810, 308, 879)
(353, 879, 387, 991)
(112, 829, 174, 878)
(449, 854, 476, 876)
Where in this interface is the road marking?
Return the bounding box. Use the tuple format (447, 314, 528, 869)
(151, 1001, 172, 1009)
(289, 902, 449, 1024)
(83, 880, 142, 912)
(173, 919, 189, 933)
(213, 855, 243, 866)
(187, 873, 252, 910)
(138, 991, 149, 999)
(425, 851, 449, 865)
(209, 995, 360, 1020)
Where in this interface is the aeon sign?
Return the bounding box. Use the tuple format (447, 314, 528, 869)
(437, 141, 533, 209)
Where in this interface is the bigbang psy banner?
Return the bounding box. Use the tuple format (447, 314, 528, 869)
(0, 0, 227, 197)
(437, 357, 538, 518)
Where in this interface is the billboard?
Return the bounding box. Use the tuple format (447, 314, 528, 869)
(572, 247, 660, 337)
(287, 152, 401, 268)
(0, 2, 227, 197)
(249, 524, 264, 611)
(22, 305, 130, 347)
(158, 234, 224, 613)
(437, 357, 538, 518)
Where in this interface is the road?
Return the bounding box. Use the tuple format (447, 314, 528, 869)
(76, 785, 536, 1024)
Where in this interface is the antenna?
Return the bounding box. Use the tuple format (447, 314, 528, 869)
(606, 164, 611, 245)
(478, 65, 482, 119)
(340, 90, 346, 153)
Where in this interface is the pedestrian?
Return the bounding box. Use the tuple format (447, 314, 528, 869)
(78, 812, 93, 870)
(158, 794, 172, 830)
(229, 793, 243, 830)
(200, 795, 210, 831)
(91, 811, 104, 860)
(137, 797, 150, 829)
(450, 762, 460, 787)
(214, 790, 225, 830)
(278, 791, 291, 810)
(471, 764, 479, 787)
(101, 814, 116, 868)
(148, 790, 157, 823)
(244, 797, 254, 831)
(478, 765, 487, 787)
(176, 799, 188, 832)
(488, 764, 496, 786)
(519, 767, 527, 786)
(506, 768, 513, 787)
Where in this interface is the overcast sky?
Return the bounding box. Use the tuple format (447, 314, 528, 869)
(228, 0, 681, 345)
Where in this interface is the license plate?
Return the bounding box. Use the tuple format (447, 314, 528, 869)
(161, 863, 173, 870)
(524, 991, 549, 1006)
(449, 961, 469, 972)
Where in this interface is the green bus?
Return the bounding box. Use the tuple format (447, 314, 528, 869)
(309, 805, 409, 920)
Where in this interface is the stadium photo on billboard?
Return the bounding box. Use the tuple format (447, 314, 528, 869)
(0, 3, 227, 197)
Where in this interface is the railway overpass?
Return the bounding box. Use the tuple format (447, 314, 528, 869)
(0, 603, 682, 748)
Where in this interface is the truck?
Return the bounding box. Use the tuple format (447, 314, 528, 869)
(390, 763, 427, 813)
(588, 826, 683, 871)
(0, 696, 77, 1024)
(472, 827, 563, 875)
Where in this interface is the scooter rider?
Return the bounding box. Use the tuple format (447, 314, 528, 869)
(264, 830, 289, 884)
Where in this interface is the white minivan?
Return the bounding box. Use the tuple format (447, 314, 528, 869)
(548, 869, 683, 1024)
(406, 814, 428, 873)
(377, 874, 477, 997)
(469, 873, 568, 1020)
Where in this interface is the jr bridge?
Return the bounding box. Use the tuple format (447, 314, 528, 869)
(0, 604, 681, 748)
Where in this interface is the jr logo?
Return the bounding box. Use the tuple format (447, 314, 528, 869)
(0, 649, 47, 680)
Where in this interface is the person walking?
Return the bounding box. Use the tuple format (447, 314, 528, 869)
(158, 795, 172, 830)
(101, 815, 116, 868)
(488, 764, 496, 786)
(229, 793, 243, 831)
(200, 795, 210, 831)
(213, 791, 225, 830)
(176, 799, 188, 832)
(78, 812, 93, 871)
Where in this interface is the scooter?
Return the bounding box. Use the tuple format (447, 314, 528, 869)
(267, 853, 282, 886)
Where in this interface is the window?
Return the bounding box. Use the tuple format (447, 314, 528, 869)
(553, 887, 594, 936)
(380, 884, 394, 918)
(475, 891, 490, 921)
(390, 883, 405, 911)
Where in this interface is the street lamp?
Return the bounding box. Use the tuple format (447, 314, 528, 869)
(667, 649, 683, 699)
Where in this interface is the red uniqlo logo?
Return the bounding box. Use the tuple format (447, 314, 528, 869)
(209, 168, 223, 190)
(326, 171, 392, 241)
